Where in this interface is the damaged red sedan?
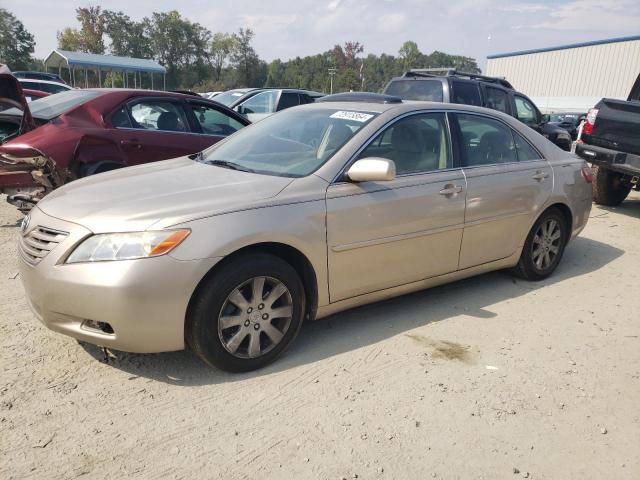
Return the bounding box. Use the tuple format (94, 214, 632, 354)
(0, 74, 249, 212)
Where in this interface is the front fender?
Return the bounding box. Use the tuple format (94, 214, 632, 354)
(169, 200, 330, 306)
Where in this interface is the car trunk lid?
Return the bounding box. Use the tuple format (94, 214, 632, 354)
(0, 73, 35, 138)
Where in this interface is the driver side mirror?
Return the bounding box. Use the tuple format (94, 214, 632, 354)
(235, 105, 245, 115)
(540, 114, 550, 124)
(347, 158, 396, 182)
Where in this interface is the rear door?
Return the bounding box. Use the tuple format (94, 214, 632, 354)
(452, 112, 552, 269)
(482, 84, 512, 116)
(276, 91, 301, 112)
(108, 97, 197, 165)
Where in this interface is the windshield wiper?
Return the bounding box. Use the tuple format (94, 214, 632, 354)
(190, 151, 256, 173)
(205, 159, 256, 173)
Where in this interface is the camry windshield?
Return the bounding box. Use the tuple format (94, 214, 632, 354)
(1, 90, 102, 120)
(199, 108, 378, 177)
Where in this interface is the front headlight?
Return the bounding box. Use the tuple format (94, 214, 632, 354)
(65, 229, 190, 263)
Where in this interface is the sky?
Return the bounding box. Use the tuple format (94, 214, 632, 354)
(4, 0, 640, 71)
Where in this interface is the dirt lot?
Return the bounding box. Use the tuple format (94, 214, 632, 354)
(1, 193, 639, 480)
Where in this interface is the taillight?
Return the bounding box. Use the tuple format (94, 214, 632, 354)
(583, 108, 598, 135)
(581, 165, 593, 183)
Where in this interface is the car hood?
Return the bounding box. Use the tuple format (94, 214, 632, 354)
(37, 157, 295, 233)
(0, 73, 35, 133)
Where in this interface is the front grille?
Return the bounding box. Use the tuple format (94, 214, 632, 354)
(19, 226, 68, 265)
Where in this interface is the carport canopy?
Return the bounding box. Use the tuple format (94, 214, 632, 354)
(44, 49, 167, 89)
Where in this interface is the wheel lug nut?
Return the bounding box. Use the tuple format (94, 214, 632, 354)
(244, 320, 250, 327)
(262, 313, 269, 320)
(254, 324, 260, 330)
(258, 303, 264, 310)
(247, 307, 253, 313)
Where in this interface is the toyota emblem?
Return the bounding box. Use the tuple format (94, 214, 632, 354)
(20, 213, 30, 234)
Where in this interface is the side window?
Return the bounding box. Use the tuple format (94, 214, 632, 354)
(239, 91, 278, 114)
(456, 113, 517, 166)
(451, 81, 481, 106)
(358, 113, 452, 175)
(484, 86, 510, 114)
(514, 95, 539, 126)
(189, 103, 245, 136)
(129, 101, 189, 132)
(277, 92, 300, 111)
(513, 130, 542, 161)
(110, 105, 132, 128)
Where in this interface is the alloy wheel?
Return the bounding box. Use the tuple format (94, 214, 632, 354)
(531, 219, 562, 270)
(217, 276, 293, 359)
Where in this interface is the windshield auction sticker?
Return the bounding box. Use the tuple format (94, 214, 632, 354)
(330, 111, 374, 122)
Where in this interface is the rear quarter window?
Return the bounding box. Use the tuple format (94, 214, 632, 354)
(385, 80, 444, 102)
(451, 81, 481, 106)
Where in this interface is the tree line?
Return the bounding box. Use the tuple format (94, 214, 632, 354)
(0, 6, 481, 93)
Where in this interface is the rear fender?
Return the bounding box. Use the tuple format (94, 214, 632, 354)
(72, 133, 126, 176)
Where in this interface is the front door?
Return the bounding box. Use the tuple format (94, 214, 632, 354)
(326, 112, 466, 302)
(452, 112, 553, 269)
(109, 98, 200, 165)
(236, 90, 279, 123)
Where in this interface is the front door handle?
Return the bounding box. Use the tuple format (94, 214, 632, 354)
(439, 184, 463, 196)
(532, 171, 549, 181)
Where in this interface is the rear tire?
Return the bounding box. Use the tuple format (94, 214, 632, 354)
(513, 208, 568, 281)
(186, 253, 305, 372)
(592, 166, 631, 206)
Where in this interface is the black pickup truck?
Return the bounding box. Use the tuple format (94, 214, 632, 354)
(576, 80, 640, 206)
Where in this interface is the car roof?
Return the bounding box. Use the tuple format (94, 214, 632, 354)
(17, 78, 70, 87)
(298, 99, 527, 120)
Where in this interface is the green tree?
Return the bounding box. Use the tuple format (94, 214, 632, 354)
(57, 27, 83, 51)
(398, 40, 420, 70)
(103, 10, 152, 58)
(230, 28, 265, 87)
(57, 6, 105, 54)
(210, 32, 235, 82)
(0, 8, 35, 70)
(144, 10, 211, 89)
(76, 6, 105, 53)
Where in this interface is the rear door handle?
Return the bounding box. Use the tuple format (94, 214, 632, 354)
(439, 184, 463, 196)
(532, 171, 549, 181)
(120, 139, 142, 149)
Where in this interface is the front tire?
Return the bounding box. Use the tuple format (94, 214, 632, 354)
(186, 253, 305, 372)
(592, 166, 631, 206)
(513, 208, 568, 281)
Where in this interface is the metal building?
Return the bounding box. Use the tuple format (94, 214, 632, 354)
(44, 50, 167, 90)
(486, 35, 640, 113)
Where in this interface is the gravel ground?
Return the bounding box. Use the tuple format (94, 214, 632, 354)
(1, 193, 639, 480)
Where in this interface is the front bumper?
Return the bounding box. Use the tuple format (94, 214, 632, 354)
(19, 207, 220, 353)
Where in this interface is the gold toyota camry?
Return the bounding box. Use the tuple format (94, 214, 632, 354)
(18, 95, 593, 371)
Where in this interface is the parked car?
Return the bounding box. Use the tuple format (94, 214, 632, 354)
(547, 112, 586, 140)
(12, 71, 67, 84)
(18, 95, 592, 372)
(0, 74, 250, 212)
(575, 84, 640, 205)
(382, 69, 573, 151)
(199, 91, 222, 100)
(215, 88, 325, 122)
(17, 78, 72, 95)
(23, 89, 50, 103)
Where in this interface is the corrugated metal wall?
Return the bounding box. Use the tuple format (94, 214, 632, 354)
(486, 39, 640, 111)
